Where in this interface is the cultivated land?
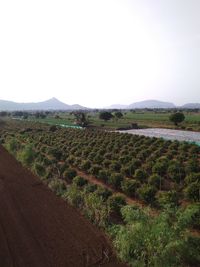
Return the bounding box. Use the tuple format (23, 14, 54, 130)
(0, 119, 200, 266)
(13, 110, 200, 131)
(0, 145, 125, 267)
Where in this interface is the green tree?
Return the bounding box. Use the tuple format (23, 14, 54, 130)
(114, 111, 123, 120)
(169, 112, 185, 126)
(99, 111, 113, 121)
(73, 112, 89, 127)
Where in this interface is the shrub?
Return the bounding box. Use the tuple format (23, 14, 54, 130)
(48, 179, 66, 196)
(89, 164, 101, 176)
(110, 206, 200, 267)
(121, 179, 140, 197)
(185, 173, 200, 184)
(152, 161, 168, 176)
(73, 176, 87, 187)
(108, 173, 123, 189)
(108, 194, 126, 214)
(148, 174, 162, 189)
(19, 145, 36, 166)
(134, 168, 147, 182)
(156, 190, 179, 207)
(184, 182, 200, 202)
(62, 184, 83, 207)
(167, 161, 185, 184)
(137, 185, 156, 204)
(83, 192, 110, 227)
(63, 168, 77, 181)
(34, 162, 46, 177)
(95, 186, 112, 200)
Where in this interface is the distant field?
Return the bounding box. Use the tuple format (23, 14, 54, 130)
(14, 110, 200, 131)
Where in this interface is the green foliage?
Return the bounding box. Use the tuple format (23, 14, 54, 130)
(83, 192, 110, 227)
(167, 161, 185, 184)
(134, 168, 147, 181)
(148, 174, 162, 189)
(114, 111, 123, 119)
(62, 184, 83, 207)
(99, 111, 113, 121)
(63, 168, 77, 181)
(169, 112, 185, 126)
(137, 184, 156, 204)
(73, 176, 87, 187)
(121, 179, 140, 197)
(110, 205, 200, 267)
(108, 194, 126, 214)
(184, 182, 200, 202)
(34, 162, 46, 177)
(156, 190, 180, 208)
(19, 145, 36, 166)
(6, 138, 20, 155)
(108, 173, 123, 189)
(48, 179, 66, 196)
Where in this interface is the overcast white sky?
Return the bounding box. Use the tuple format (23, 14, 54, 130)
(0, 0, 200, 107)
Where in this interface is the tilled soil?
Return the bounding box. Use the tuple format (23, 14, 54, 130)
(0, 146, 126, 267)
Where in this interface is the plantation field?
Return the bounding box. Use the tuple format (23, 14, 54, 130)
(0, 120, 200, 266)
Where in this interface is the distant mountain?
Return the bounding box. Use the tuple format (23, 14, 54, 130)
(105, 100, 176, 109)
(181, 103, 200, 109)
(105, 104, 128, 109)
(128, 100, 176, 109)
(0, 98, 87, 111)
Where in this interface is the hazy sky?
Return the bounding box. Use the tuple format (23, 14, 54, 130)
(0, 0, 200, 107)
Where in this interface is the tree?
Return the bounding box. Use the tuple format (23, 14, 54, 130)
(114, 111, 123, 120)
(73, 112, 89, 127)
(99, 111, 113, 121)
(169, 112, 185, 126)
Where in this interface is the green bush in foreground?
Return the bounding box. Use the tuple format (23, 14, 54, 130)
(110, 205, 200, 267)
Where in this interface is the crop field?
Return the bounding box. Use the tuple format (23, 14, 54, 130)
(23, 110, 200, 131)
(0, 120, 200, 266)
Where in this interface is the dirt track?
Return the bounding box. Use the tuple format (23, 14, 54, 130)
(0, 146, 126, 267)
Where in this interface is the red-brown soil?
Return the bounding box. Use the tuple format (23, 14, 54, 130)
(0, 146, 126, 267)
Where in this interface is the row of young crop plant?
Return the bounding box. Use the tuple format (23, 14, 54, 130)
(1, 126, 200, 207)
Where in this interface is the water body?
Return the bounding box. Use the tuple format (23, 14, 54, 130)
(119, 128, 200, 146)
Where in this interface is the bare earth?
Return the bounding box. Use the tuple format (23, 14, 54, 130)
(0, 146, 126, 267)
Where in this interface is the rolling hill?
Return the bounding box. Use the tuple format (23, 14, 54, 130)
(0, 98, 87, 111)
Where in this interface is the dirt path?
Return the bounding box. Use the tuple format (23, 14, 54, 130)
(0, 146, 126, 267)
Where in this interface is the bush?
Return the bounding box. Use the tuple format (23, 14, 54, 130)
(62, 184, 83, 207)
(108, 194, 126, 214)
(95, 186, 112, 200)
(108, 173, 123, 189)
(184, 182, 200, 202)
(97, 169, 110, 183)
(156, 190, 179, 207)
(167, 161, 185, 184)
(34, 162, 46, 177)
(185, 173, 200, 184)
(110, 206, 200, 267)
(148, 174, 162, 189)
(89, 164, 101, 176)
(80, 160, 91, 171)
(48, 179, 66, 196)
(121, 179, 140, 197)
(134, 168, 147, 182)
(152, 161, 168, 176)
(73, 176, 87, 187)
(137, 185, 156, 204)
(19, 145, 36, 166)
(63, 168, 77, 181)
